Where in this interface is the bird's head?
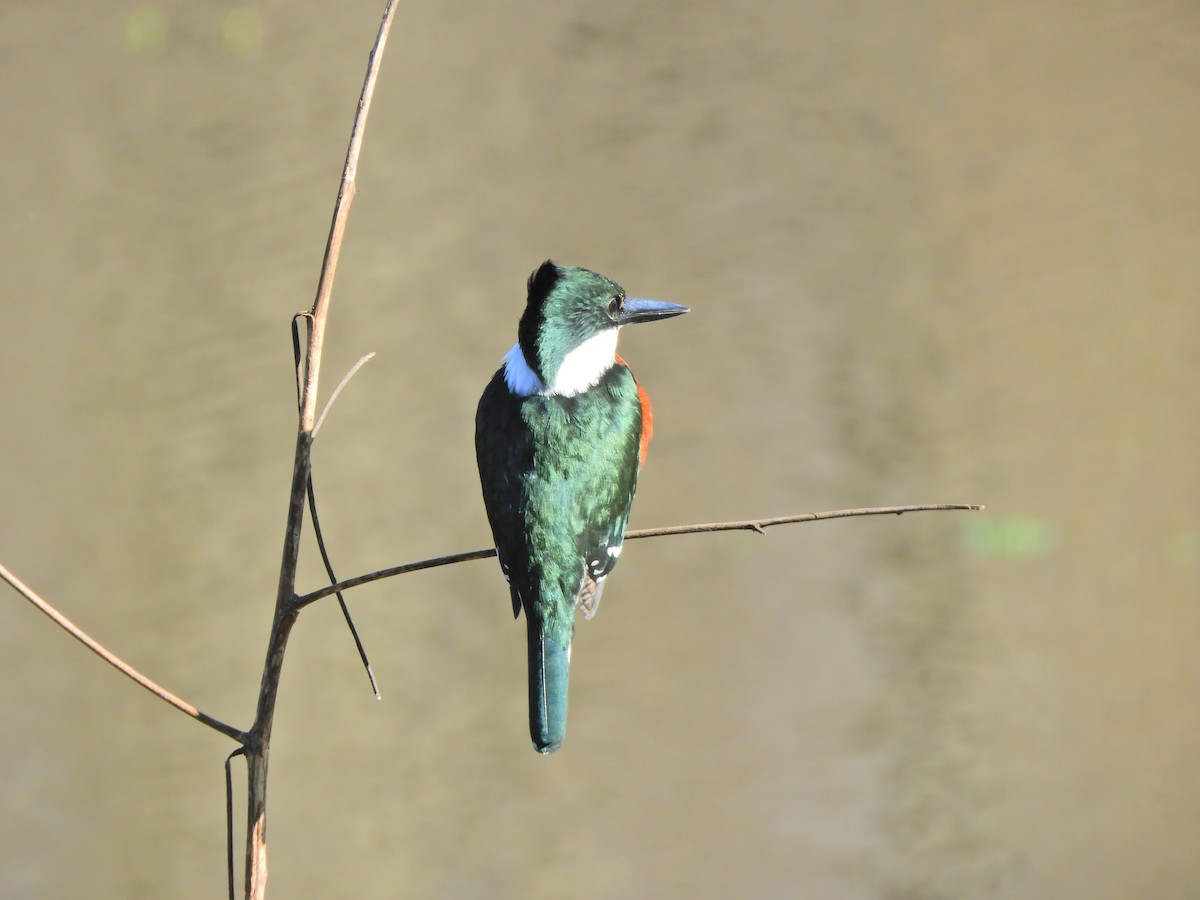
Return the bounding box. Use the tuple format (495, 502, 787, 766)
(509, 260, 688, 397)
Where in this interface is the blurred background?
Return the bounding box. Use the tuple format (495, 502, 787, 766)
(2, 2, 1197, 897)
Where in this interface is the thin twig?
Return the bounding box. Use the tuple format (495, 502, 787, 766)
(294, 503, 983, 610)
(306, 471, 381, 698)
(294, 548, 495, 610)
(225, 747, 245, 900)
(627, 504, 985, 538)
(290, 313, 310, 409)
(0, 561, 247, 743)
(315, 352, 376, 437)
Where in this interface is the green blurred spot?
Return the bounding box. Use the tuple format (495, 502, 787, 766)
(963, 516, 1055, 558)
(124, 6, 169, 53)
(1167, 531, 1199, 568)
(220, 7, 264, 55)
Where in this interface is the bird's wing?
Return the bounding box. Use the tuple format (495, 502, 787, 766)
(475, 370, 534, 618)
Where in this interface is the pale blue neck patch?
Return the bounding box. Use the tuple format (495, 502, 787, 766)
(502, 344, 545, 396)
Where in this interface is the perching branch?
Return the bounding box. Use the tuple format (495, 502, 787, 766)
(292, 504, 983, 610)
(624, 503, 984, 538)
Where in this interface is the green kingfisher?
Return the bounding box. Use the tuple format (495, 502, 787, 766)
(475, 261, 688, 753)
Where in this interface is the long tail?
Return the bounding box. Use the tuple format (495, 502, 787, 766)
(527, 617, 570, 754)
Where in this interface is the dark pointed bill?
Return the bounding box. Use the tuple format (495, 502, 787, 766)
(617, 297, 690, 326)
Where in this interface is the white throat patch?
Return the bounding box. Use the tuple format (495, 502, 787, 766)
(550, 328, 619, 397)
(502, 329, 620, 398)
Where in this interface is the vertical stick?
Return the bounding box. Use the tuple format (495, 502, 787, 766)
(243, 3, 399, 897)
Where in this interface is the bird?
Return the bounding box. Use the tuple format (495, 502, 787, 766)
(475, 261, 688, 753)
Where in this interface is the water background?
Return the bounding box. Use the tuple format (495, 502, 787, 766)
(2, 3, 1197, 897)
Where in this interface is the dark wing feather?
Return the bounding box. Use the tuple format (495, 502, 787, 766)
(475, 370, 534, 618)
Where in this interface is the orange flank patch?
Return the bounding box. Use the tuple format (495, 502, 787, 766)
(616, 354, 653, 467)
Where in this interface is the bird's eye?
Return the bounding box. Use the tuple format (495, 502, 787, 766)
(606, 296, 623, 317)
